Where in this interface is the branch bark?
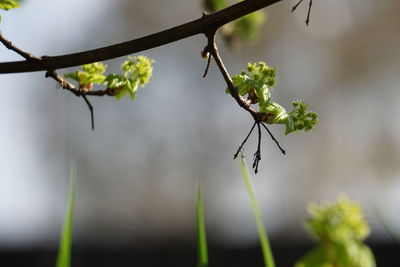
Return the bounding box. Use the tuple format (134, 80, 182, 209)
(0, 0, 281, 74)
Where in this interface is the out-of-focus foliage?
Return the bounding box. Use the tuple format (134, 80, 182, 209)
(202, 0, 266, 49)
(295, 195, 376, 267)
(0, 0, 19, 10)
(239, 156, 276, 267)
(196, 182, 209, 267)
(64, 56, 154, 100)
(227, 62, 318, 135)
(0, 0, 20, 22)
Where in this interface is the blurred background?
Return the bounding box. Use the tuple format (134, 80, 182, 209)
(1, 0, 400, 266)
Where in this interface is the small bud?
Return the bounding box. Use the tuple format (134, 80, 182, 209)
(79, 82, 93, 92)
(201, 50, 210, 59)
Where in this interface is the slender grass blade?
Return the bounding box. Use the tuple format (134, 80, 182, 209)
(196, 181, 208, 267)
(239, 156, 275, 267)
(56, 163, 76, 267)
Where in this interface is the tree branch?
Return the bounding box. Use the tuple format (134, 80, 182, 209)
(0, 0, 281, 74)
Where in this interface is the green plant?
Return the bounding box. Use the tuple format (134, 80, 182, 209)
(295, 195, 376, 267)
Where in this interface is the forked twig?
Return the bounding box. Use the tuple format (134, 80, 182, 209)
(205, 30, 286, 173)
(0, 33, 98, 130)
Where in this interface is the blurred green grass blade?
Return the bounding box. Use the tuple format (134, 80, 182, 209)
(196, 181, 209, 267)
(239, 157, 275, 267)
(56, 163, 76, 267)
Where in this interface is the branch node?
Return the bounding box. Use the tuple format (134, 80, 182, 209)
(202, 51, 212, 78)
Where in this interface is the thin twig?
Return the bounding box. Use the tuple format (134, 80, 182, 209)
(291, 0, 304, 12)
(45, 70, 80, 96)
(0, 32, 41, 61)
(306, 0, 312, 26)
(252, 122, 262, 174)
(234, 121, 257, 159)
(291, 0, 313, 26)
(202, 54, 212, 78)
(82, 95, 95, 130)
(260, 122, 286, 155)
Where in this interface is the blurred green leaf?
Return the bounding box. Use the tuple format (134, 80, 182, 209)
(0, 0, 19, 10)
(56, 163, 76, 267)
(196, 181, 208, 267)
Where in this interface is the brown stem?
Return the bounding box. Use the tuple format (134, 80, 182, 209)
(207, 34, 260, 120)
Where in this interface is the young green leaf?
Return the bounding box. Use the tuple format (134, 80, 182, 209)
(64, 62, 107, 90)
(239, 156, 275, 267)
(56, 163, 76, 267)
(196, 181, 208, 267)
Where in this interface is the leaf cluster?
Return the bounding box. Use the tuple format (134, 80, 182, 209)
(229, 62, 318, 135)
(295, 195, 376, 267)
(64, 56, 154, 99)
